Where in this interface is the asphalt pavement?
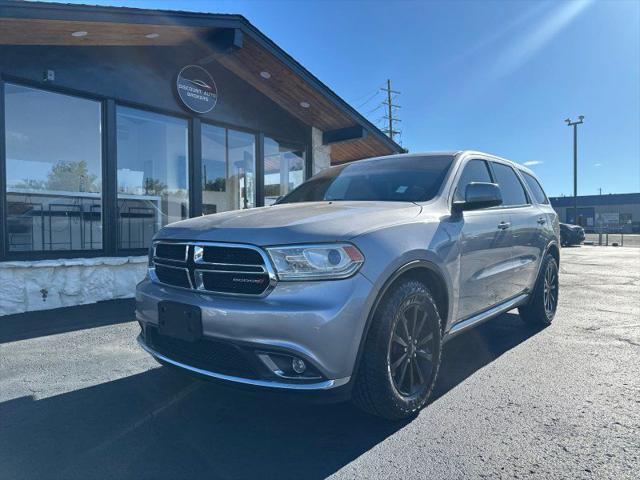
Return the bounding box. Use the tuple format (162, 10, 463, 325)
(1, 246, 638, 479)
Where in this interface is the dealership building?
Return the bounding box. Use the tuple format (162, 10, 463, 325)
(549, 193, 640, 233)
(0, 1, 402, 315)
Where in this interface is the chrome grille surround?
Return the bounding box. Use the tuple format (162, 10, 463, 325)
(149, 241, 277, 297)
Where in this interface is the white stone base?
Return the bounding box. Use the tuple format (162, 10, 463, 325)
(312, 126, 332, 174)
(0, 256, 148, 317)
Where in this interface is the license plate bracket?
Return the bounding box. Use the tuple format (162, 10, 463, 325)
(158, 301, 202, 342)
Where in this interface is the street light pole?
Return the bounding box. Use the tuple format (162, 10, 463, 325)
(565, 116, 584, 224)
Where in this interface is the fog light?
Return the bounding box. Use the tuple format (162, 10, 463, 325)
(292, 358, 306, 374)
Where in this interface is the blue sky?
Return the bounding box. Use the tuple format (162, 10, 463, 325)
(53, 0, 639, 196)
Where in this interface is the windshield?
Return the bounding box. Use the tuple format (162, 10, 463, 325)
(279, 155, 454, 204)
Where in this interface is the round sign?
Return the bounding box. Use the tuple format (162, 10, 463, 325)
(176, 65, 218, 114)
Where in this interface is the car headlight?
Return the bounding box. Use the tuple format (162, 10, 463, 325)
(266, 243, 365, 280)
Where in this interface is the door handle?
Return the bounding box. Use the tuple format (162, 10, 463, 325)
(537, 217, 546, 225)
(497, 221, 511, 230)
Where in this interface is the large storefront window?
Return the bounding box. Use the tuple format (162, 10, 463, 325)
(4, 84, 103, 252)
(201, 124, 256, 215)
(1, 84, 310, 259)
(263, 137, 305, 205)
(116, 106, 188, 250)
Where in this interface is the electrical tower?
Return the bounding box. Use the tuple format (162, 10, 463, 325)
(381, 79, 401, 143)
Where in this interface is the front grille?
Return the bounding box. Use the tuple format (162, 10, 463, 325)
(201, 245, 264, 265)
(151, 242, 274, 296)
(155, 243, 187, 262)
(145, 327, 259, 379)
(154, 264, 191, 289)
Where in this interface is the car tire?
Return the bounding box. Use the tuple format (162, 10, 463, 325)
(352, 279, 442, 420)
(518, 254, 559, 326)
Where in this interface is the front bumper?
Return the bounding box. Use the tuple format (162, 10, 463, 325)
(137, 335, 348, 390)
(135, 272, 375, 391)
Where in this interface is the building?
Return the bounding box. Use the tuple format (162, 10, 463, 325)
(549, 193, 640, 233)
(0, 1, 402, 315)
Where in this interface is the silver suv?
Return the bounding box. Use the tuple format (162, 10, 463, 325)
(136, 151, 560, 419)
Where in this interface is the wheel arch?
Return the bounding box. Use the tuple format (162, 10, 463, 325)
(546, 241, 560, 266)
(350, 259, 451, 385)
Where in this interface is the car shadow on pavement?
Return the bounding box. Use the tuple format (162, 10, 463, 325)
(0, 299, 135, 344)
(0, 313, 542, 480)
(433, 312, 544, 400)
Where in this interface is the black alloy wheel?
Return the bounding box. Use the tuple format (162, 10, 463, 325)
(519, 253, 559, 326)
(543, 260, 559, 317)
(388, 301, 435, 398)
(353, 280, 442, 420)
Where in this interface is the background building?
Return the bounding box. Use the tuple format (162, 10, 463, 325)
(0, 0, 402, 315)
(549, 193, 640, 233)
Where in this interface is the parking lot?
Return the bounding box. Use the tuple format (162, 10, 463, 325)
(1, 246, 638, 480)
(584, 233, 640, 248)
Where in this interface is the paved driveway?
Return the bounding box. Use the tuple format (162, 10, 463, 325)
(1, 246, 638, 479)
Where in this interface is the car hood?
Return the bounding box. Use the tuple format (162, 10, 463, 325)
(155, 201, 423, 246)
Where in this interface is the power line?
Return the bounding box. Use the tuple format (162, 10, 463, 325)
(355, 89, 383, 109)
(364, 103, 384, 116)
(349, 82, 386, 104)
(349, 86, 379, 104)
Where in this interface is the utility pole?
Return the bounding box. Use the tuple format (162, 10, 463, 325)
(381, 79, 401, 142)
(565, 116, 584, 225)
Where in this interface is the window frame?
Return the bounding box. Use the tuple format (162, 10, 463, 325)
(114, 102, 192, 255)
(487, 160, 532, 208)
(2, 80, 107, 259)
(453, 158, 495, 204)
(262, 135, 309, 205)
(0, 77, 311, 261)
(521, 171, 550, 205)
(201, 120, 259, 213)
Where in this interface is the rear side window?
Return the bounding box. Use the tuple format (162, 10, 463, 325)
(491, 163, 529, 206)
(454, 159, 493, 202)
(522, 172, 549, 204)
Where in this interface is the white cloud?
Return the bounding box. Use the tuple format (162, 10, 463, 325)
(523, 160, 544, 166)
(594, 163, 602, 167)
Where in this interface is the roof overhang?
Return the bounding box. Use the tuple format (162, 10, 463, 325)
(0, 0, 403, 163)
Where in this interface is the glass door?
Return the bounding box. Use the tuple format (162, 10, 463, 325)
(201, 124, 256, 215)
(263, 137, 305, 206)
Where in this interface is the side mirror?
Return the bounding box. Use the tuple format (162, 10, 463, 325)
(453, 182, 503, 212)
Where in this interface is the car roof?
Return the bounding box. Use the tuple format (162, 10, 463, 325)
(454, 150, 537, 175)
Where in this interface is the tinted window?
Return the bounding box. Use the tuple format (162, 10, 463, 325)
(522, 172, 549, 204)
(491, 163, 528, 206)
(454, 159, 493, 202)
(280, 155, 454, 204)
(4, 83, 103, 252)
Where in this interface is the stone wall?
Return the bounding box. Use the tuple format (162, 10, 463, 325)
(0, 257, 148, 316)
(311, 126, 332, 174)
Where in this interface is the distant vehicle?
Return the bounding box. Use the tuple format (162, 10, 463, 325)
(136, 151, 560, 420)
(560, 223, 585, 246)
